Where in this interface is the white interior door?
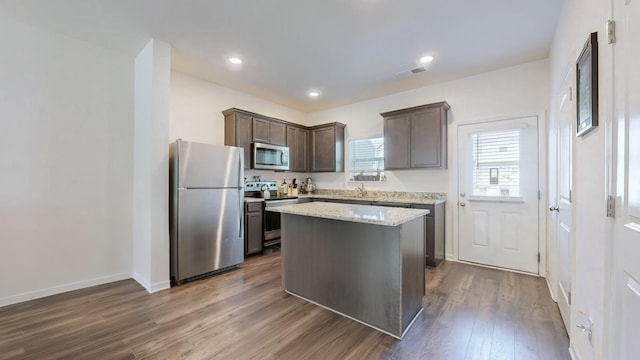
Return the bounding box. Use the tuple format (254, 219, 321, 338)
(457, 117, 540, 274)
(610, 1, 640, 358)
(554, 72, 574, 331)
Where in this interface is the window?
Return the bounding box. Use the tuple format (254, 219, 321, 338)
(350, 137, 384, 181)
(471, 129, 521, 197)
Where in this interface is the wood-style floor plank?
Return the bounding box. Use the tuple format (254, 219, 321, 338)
(0, 253, 569, 359)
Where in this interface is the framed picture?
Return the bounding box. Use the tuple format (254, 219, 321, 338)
(576, 32, 598, 137)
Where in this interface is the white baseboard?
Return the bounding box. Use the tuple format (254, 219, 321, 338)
(131, 272, 170, 293)
(546, 275, 558, 302)
(569, 345, 579, 360)
(0, 272, 130, 307)
(131, 271, 149, 291)
(150, 280, 170, 293)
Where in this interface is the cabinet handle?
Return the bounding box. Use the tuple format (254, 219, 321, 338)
(549, 206, 559, 212)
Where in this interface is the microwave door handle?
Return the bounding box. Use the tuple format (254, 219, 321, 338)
(281, 151, 285, 165)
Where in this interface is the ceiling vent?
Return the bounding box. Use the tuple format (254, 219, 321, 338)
(395, 66, 427, 78)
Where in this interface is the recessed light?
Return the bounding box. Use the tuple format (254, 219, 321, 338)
(308, 91, 320, 98)
(419, 55, 434, 64)
(228, 57, 243, 65)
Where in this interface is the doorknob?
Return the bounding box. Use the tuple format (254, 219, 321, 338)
(549, 206, 559, 212)
(459, 202, 466, 207)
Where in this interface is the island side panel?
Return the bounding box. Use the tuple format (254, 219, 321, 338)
(400, 216, 426, 332)
(281, 214, 402, 336)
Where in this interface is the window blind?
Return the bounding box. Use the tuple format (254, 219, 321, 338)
(471, 129, 521, 197)
(350, 137, 384, 179)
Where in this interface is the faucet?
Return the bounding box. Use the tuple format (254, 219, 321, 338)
(355, 183, 367, 197)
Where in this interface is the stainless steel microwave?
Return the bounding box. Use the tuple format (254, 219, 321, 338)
(252, 142, 290, 170)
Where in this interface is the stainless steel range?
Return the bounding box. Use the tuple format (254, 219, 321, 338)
(245, 180, 298, 248)
(263, 197, 298, 246)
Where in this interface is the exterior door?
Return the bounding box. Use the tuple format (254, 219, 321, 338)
(610, 0, 640, 358)
(554, 71, 574, 331)
(457, 116, 540, 274)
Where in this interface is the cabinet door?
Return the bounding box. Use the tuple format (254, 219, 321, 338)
(432, 202, 445, 266)
(224, 112, 252, 169)
(252, 118, 270, 143)
(286, 126, 297, 170)
(270, 121, 286, 146)
(411, 107, 445, 168)
(287, 126, 308, 172)
(245, 210, 263, 256)
(413, 203, 444, 267)
(311, 126, 336, 172)
(236, 114, 252, 168)
(425, 215, 435, 267)
(384, 114, 411, 169)
(296, 128, 308, 172)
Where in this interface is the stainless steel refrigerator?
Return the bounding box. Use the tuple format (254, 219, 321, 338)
(169, 139, 244, 285)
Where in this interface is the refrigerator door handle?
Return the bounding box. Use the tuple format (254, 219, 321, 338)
(238, 150, 243, 239)
(238, 151, 243, 186)
(238, 192, 244, 238)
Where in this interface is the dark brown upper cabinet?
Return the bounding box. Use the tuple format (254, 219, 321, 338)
(224, 109, 288, 169)
(252, 117, 286, 146)
(223, 109, 252, 169)
(382, 102, 450, 170)
(223, 108, 345, 173)
(286, 125, 308, 172)
(310, 123, 345, 173)
(252, 117, 270, 144)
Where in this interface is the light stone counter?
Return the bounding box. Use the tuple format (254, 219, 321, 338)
(267, 201, 429, 226)
(298, 190, 446, 205)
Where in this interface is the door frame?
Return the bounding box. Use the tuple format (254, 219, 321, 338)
(451, 112, 547, 276)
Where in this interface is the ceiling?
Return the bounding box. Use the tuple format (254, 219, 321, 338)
(0, 0, 563, 112)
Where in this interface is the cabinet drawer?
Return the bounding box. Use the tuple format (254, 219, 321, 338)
(246, 202, 263, 212)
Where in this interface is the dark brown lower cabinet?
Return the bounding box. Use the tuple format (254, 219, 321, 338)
(245, 202, 263, 256)
(413, 202, 445, 267)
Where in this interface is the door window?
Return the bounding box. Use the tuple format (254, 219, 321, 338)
(471, 129, 521, 197)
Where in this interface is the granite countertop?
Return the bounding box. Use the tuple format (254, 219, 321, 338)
(246, 190, 446, 205)
(299, 188, 446, 204)
(267, 202, 429, 226)
(299, 193, 446, 205)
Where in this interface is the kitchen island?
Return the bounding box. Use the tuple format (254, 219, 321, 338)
(267, 202, 428, 339)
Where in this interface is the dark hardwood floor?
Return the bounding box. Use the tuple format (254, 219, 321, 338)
(0, 253, 569, 359)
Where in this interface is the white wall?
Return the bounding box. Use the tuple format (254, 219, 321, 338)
(306, 60, 550, 260)
(0, 17, 134, 306)
(132, 39, 171, 293)
(549, 1, 610, 359)
(306, 60, 549, 190)
(169, 71, 309, 184)
(169, 71, 306, 145)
